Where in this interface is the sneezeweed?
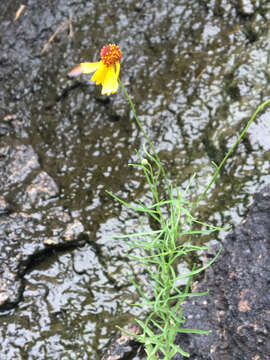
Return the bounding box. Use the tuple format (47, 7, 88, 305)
(68, 43, 122, 95)
(69, 45, 270, 359)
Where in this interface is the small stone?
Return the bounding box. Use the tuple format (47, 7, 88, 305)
(0, 293, 9, 306)
(63, 219, 84, 241)
(239, 0, 255, 16)
(44, 237, 58, 245)
(3, 114, 16, 122)
(0, 122, 11, 136)
(25, 171, 59, 205)
(5, 144, 39, 186)
(0, 196, 11, 215)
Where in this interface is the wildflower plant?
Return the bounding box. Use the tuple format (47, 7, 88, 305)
(69, 45, 270, 359)
(107, 143, 224, 358)
(112, 86, 270, 359)
(68, 43, 121, 95)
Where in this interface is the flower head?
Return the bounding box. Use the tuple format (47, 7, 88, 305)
(69, 44, 122, 96)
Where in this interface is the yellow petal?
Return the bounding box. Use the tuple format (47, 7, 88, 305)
(101, 64, 119, 95)
(91, 62, 108, 85)
(80, 62, 101, 74)
(113, 61, 120, 92)
(115, 61, 120, 80)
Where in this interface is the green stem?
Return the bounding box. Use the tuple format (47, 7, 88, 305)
(119, 79, 158, 159)
(193, 98, 270, 209)
(119, 78, 171, 210)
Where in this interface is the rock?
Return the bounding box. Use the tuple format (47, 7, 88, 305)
(0, 138, 84, 310)
(173, 184, 270, 359)
(0, 122, 11, 137)
(0, 137, 85, 286)
(0, 210, 85, 310)
(102, 324, 142, 360)
(239, 0, 256, 16)
(21, 170, 59, 210)
(62, 219, 85, 242)
(0, 140, 85, 310)
(26, 171, 59, 203)
(0, 143, 39, 192)
(0, 197, 11, 216)
(0, 267, 22, 309)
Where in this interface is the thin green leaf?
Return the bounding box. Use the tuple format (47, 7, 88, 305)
(175, 247, 222, 280)
(178, 328, 212, 335)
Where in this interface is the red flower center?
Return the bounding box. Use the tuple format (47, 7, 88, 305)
(100, 44, 122, 66)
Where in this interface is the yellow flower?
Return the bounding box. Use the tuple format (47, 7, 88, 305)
(69, 44, 122, 96)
